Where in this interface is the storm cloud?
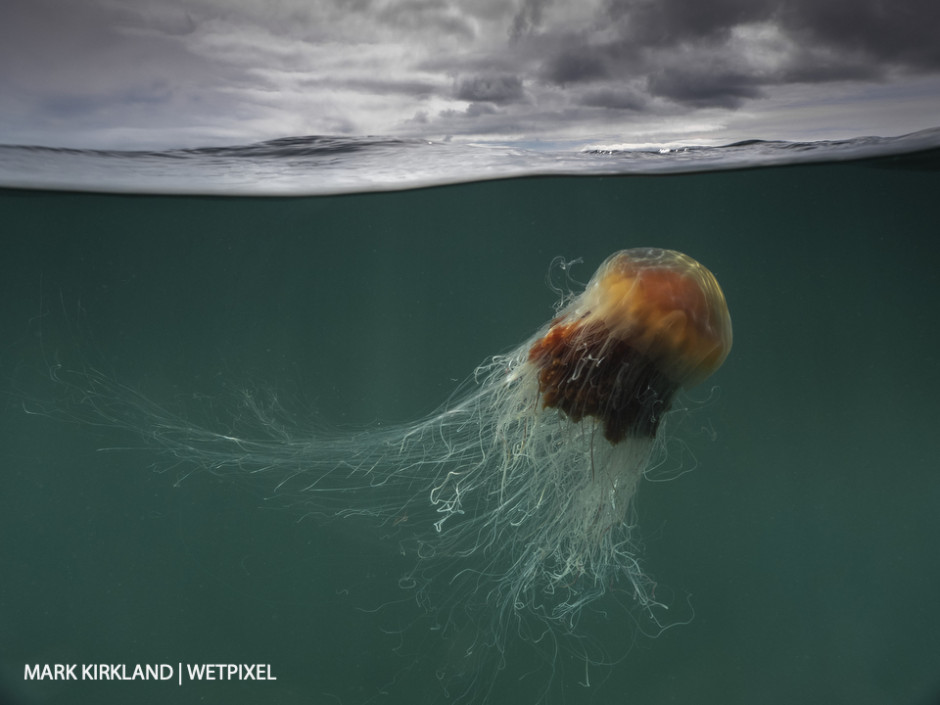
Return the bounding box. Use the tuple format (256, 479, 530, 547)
(0, 0, 937, 148)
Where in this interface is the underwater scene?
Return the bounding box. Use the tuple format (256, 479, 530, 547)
(2, 137, 940, 705)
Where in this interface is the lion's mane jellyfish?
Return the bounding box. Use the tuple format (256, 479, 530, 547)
(496, 248, 733, 627)
(55, 248, 732, 702)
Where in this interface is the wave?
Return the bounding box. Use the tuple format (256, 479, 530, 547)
(1, 127, 938, 196)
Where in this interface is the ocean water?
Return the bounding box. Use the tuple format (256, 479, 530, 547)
(1, 134, 939, 705)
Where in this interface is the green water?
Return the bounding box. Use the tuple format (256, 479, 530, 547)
(2, 161, 939, 704)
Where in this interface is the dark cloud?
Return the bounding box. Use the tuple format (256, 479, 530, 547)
(511, 0, 940, 113)
(580, 87, 645, 111)
(604, 0, 766, 46)
(465, 102, 498, 117)
(541, 50, 608, 86)
(782, 0, 940, 70)
(603, 0, 940, 69)
(647, 66, 764, 109)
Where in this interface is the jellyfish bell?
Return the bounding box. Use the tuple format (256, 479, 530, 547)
(591, 248, 732, 384)
(529, 248, 732, 443)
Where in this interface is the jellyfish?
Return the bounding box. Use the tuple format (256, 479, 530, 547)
(51, 247, 731, 702)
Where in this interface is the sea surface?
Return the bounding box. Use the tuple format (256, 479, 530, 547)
(1, 127, 939, 195)
(1, 129, 939, 705)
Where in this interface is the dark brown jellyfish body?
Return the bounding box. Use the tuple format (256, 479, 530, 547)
(528, 248, 732, 444)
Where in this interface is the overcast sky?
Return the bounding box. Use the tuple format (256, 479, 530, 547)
(2, 0, 939, 149)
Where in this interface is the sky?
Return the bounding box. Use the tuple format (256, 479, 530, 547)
(1, 0, 939, 149)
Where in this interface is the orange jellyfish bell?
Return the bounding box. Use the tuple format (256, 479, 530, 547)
(528, 248, 732, 444)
